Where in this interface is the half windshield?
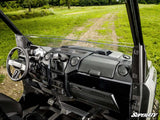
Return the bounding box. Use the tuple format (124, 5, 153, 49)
(26, 34, 133, 55)
(23, 5, 135, 55)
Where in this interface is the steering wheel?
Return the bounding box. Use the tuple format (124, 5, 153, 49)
(6, 47, 29, 81)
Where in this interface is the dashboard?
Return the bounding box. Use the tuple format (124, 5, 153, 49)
(25, 45, 132, 115)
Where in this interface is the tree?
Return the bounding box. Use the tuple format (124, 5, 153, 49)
(156, 0, 160, 4)
(109, 0, 112, 4)
(57, 0, 61, 6)
(66, 0, 71, 9)
(23, 0, 32, 12)
(28, 0, 31, 12)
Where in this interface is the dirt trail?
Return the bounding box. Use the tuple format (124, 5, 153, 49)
(0, 67, 23, 100)
(108, 14, 119, 50)
(61, 13, 118, 50)
(79, 14, 111, 40)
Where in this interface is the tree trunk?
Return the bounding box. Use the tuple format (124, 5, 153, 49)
(66, 0, 71, 9)
(29, 4, 31, 12)
(28, 0, 31, 12)
(109, 0, 112, 5)
(58, 0, 61, 7)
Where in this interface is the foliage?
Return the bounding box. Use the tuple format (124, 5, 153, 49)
(0, 0, 125, 10)
(0, 1, 20, 8)
(49, 0, 61, 6)
(4, 9, 54, 20)
(42, 4, 50, 9)
(22, 0, 49, 8)
(71, 0, 119, 6)
(139, 0, 147, 4)
(1, 0, 159, 11)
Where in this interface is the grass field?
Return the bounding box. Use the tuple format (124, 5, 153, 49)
(0, 4, 160, 118)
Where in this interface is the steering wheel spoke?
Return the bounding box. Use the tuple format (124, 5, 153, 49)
(8, 59, 26, 71)
(12, 69, 21, 79)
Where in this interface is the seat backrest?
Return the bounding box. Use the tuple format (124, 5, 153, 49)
(0, 93, 22, 116)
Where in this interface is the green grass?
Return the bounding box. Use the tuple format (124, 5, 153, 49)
(97, 20, 112, 36)
(0, 74, 5, 83)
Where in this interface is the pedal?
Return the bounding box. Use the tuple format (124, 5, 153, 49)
(60, 102, 89, 117)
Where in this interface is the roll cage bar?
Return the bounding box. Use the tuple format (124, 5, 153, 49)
(0, 0, 148, 118)
(126, 0, 148, 116)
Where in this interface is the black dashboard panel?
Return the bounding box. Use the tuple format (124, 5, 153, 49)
(79, 54, 119, 78)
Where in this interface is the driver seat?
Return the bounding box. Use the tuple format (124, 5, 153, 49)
(0, 93, 22, 119)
